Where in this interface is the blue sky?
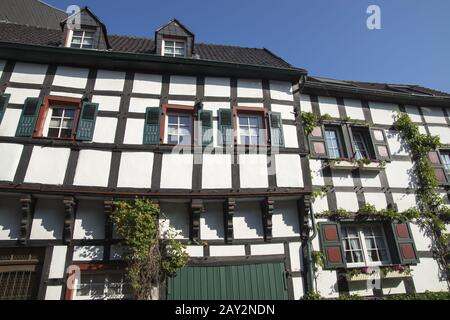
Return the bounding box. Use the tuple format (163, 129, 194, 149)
(46, 0, 450, 93)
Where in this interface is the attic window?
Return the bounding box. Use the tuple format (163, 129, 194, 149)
(70, 30, 95, 49)
(162, 39, 186, 57)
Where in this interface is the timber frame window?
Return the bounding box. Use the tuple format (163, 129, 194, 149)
(308, 121, 391, 161)
(160, 104, 194, 145)
(318, 221, 419, 269)
(67, 30, 95, 49)
(429, 149, 450, 185)
(341, 224, 391, 267)
(233, 106, 268, 146)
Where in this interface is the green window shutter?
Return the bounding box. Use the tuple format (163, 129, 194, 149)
(390, 222, 420, 265)
(218, 108, 233, 146)
(369, 127, 391, 160)
(308, 125, 328, 158)
(143, 107, 161, 145)
(15, 97, 43, 137)
(429, 151, 449, 185)
(269, 111, 284, 147)
(318, 222, 346, 268)
(76, 102, 98, 141)
(199, 109, 213, 146)
(0, 94, 10, 126)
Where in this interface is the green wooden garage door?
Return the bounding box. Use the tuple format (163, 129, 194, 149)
(167, 262, 288, 300)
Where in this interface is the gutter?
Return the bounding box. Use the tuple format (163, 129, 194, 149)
(0, 42, 307, 82)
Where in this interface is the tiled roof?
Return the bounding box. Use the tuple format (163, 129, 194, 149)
(0, 22, 62, 47)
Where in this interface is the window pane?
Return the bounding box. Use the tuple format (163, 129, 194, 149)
(168, 125, 178, 135)
(179, 135, 190, 145)
(249, 116, 258, 126)
(165, 41, 174, 47)
(174, 48, 184, 55)
(60, 129, 73, 138)
(52, 108, 64, 117)
(239, 116, 248, 126)
(168, 135, 178, 144)
(73, 31, 84, 37)
(179, 116, 191, 126)
(325, 129, 341, 158)
(47, 128, 60, 138)
(49, 118, 61, 128)
(168, 115, 178, 125)
(64, 109, 76, 118)
(61, 119, 73, 129)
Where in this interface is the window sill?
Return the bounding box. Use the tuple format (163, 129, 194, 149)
(326, 159, 385, 171)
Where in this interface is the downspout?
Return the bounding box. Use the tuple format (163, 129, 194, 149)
(296, 74, 318, 294)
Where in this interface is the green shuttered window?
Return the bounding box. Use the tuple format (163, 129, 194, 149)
(390, 222, 419, 265)
(0, 94, 10, 126)
(76, 102, 98, 141)
(143, 107, 161, 145)
(318, 222, 346, 268)
(269, 111, 284, 147)
(199, 109, 213, 146)
(15, 97, 43, 137)
(167, 263, 288, 300)
(218, 108, 233, 146)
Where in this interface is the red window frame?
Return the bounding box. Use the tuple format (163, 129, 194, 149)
(160, 104, 195, 146)
(33, 96, 82, 141)
(233, 106, 269, 146)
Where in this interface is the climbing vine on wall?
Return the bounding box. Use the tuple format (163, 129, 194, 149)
(301, 111, 318, 136)
(112, 198, 189, 300)
(394, 112, 450, 283)
(317, 204, 420, 222)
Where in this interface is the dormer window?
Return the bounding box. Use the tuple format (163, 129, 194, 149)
(162, 39, 186, 57)
(70, 30, 95, 49)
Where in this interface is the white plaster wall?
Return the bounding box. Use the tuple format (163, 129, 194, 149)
(45, 286, 63, 300)
(343, 99, 365, 120)
(289, 242, 302, 272)
(275, 154, 303, 188)
(117, 152, 153, 188)
(73, 150, 111, 187)
(421, 107, 446, 124)
(233, 201, 264, 239)
(369, 102, 399, 125)
(30, 199, 64, 240)
(91, 95, 121, 112)
(168, 100, 195, 106)
(382, 278, 407, 295)
(0, 196, 21, 240)
(348, 281, 376, 296)
(318, 96, 340, 118)
(392, 193, 417, 211)
(364, 193, 387, 210)
(132, 73, 162, 94)
(250, 243, 284, 255)
(73, 200, 105, 240)
(335, 192, 359, 212)
(271, 104, 295, 120)
(200, 202, 224, 240)
(332, 171, 354, 187)
(24, 147, 70, 185)
(169, 75, 196, 96)
(292, 277, 304, 300)
(418, 125, 427, 134)
(123, 118, 145, 144)
(300, 94, 312, 112)
(49, 91, 83, 98)
(48, 246, 68, 279)
(204, 77, 230, 97)
(404, 105, 423, 123)
(315, 268, 339, 298)
(409, 222, 432, 251)
(309, 159, 325, 186)
(128, 97, 160, 113)
(160, 154, 193, 189)
(201, 101, 230, 117)
(159, 202, 189, 239)
(209, 245, 246, 257)
(10, 62, 47, 84)
(272, 200, 300, 238)
(428, 126, 450, 144)
(411, 258, 448, 292)
(202, 154, 232, 189)
(0, 108, 22, 137)
(92, 117, 117, 143)
(94, 70, 125, 91)
(238, 154, 268, 188)
(359, 171, 382, 187)
(53, 66, 88, 89)
(237, 102, 264, 108)
(0, 143, 23, 181)
(185, 246, 204, 257)
(385, 161, 414, 188)
(283, 124, 299, 148)
(385, 130, 409, 156)
(72, 246, 104, 261)
(269, 81, 293, 101)
(237, 79, 263, 98)
(4, 87, 40, 104)
(312, 196, 329, 215)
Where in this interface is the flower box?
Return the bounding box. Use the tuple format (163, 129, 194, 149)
(347, 273, 373, 282)
(381, 271, 412, 279)
(327, 160, 384, 171)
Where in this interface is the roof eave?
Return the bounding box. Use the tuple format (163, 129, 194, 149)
(304, 82, 450, 107)
(0, 42, 306, 82)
